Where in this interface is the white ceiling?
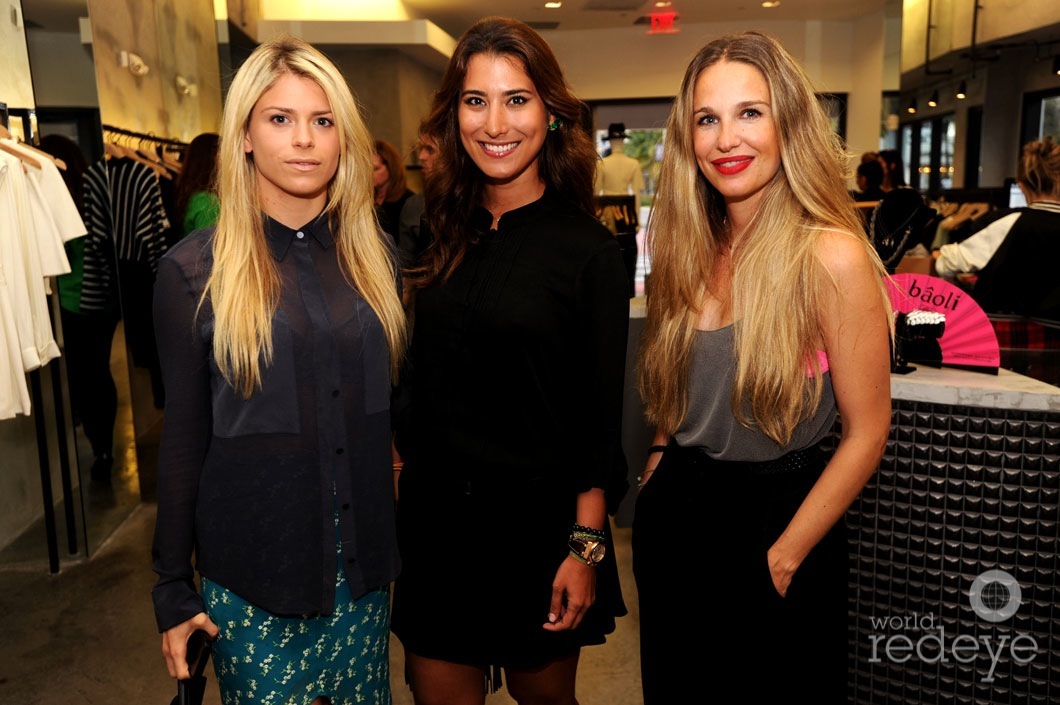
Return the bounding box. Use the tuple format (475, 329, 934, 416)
(401, 0, 899, 36)
(21, 0, 900, 35)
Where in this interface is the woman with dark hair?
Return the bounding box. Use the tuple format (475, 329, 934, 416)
(372, 138, 413, 238)
(392, 16, 630, 705)
(173, 132, 219, 238)
(878, 147, 906, 191)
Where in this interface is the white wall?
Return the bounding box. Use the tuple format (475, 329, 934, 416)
(0, 0, 35, 109)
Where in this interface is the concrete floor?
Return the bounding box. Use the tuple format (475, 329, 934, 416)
(0, 504, 643, 705)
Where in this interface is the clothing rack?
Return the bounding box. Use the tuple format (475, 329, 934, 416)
(102, 124, 189, 149)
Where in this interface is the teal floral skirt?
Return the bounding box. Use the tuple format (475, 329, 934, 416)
(202, 566, 390, 705)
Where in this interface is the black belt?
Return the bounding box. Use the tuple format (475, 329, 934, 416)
(664, 441, 826, 476)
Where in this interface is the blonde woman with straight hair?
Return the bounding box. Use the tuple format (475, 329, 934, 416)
(634, 31, 891, 704)
(151, 35, 405, 705)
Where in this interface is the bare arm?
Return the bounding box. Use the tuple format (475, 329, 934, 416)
(767, 231, 892, 596)
(637, 428, 670, 491)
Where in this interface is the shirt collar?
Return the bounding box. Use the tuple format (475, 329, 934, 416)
(263, 211, 333, 261)
(470, 188, 561, 235)
(1028, 200, 1060, 214)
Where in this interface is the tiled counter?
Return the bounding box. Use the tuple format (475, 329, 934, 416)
(848, 366, 1060, 704)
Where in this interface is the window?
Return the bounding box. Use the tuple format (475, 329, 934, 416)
(900, 113, 956, 196)
(1021, 88, 1060, 144)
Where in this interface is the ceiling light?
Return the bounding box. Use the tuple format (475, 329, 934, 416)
(907, 98, 917, 114)
(544, 1, 561, 7)
(928, 90, 939, 108)
(654, 1, 672, 6)
(956, 80, 967, 100)
(1053, 56, 1060, 76)
(762, 1, 781, 7)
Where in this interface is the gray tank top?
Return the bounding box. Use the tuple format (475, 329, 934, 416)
(673, 325, 837, 461)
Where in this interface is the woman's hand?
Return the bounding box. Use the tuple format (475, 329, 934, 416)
(542, 556, 597, 631)
(161, 612, 220, 679)
(766, 544, 799, 598)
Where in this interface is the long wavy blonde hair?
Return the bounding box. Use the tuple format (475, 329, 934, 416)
(639, 31, 889, 444)
(207, 35, 406, 397)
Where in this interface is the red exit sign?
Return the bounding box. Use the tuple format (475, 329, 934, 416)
(648, 12, 678, 34)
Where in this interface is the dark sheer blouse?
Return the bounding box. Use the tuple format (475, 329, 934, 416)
(151, 214, 398, 632)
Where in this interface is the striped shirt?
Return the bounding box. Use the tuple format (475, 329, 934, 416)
(81, 158, 170, 312)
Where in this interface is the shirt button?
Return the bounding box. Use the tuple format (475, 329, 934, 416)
(336, 448, 344, 455)
(296, 231, 305, 239)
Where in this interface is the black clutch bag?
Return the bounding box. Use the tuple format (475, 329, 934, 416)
(170, 629, 214, 705)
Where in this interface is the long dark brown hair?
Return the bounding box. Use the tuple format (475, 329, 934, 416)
(417, 16, 598, 285)
(174, 132, 219, 226)
(374, 139, 409, 203)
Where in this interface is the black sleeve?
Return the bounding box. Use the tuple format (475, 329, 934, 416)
(573, 239, 631, 514)
(397, 199, 419, 271)
(150, 253, 213, 632)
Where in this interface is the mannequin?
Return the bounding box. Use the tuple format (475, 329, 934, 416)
(595, 123, 643, 296)
(596, 123, 645, 197)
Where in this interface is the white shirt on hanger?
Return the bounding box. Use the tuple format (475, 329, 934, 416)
(0, 151, 61, 373)
(1, 138, 83, 277)
(0, 155, 37, 417)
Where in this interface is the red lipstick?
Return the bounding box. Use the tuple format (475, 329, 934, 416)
(711, 156, 753, 176)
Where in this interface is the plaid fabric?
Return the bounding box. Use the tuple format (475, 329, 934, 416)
(990, 316, 1060, 350)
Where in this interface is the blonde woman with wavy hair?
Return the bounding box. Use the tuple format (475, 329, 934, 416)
(151, 35, 405, 705)
(633, 31, 891, 704)
(934, 136, 1060, 317)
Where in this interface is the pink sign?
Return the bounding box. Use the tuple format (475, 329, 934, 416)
(887, 273, 1000, 371)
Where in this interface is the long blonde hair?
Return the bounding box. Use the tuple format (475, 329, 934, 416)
(639, 31, 889, 444)
(208, 35, 406, 397)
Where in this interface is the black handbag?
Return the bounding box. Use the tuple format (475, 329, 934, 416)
(170, 629, 214, 705)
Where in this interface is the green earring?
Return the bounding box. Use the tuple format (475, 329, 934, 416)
(548, 118, 561, 131)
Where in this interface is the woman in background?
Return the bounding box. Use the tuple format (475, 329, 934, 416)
(878, 147, 906, 191)
(39, 134, 119, 484)
(634, 31, 892, 704)
(151, 35, 405, 705)
(373, 138, 413, 239)
(934, 136, 1060, 319)
(392, 16, 629, 705)
(173, 132, 220, 238)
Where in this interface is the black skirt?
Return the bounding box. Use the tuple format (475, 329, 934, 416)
(632, 441, 850, 705)
(391, 465, 627, 672)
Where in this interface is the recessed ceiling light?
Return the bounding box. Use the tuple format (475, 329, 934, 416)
(654, 1, 672, 6)
(762, 1, 781, 7)
(545, 1, 562, 7)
